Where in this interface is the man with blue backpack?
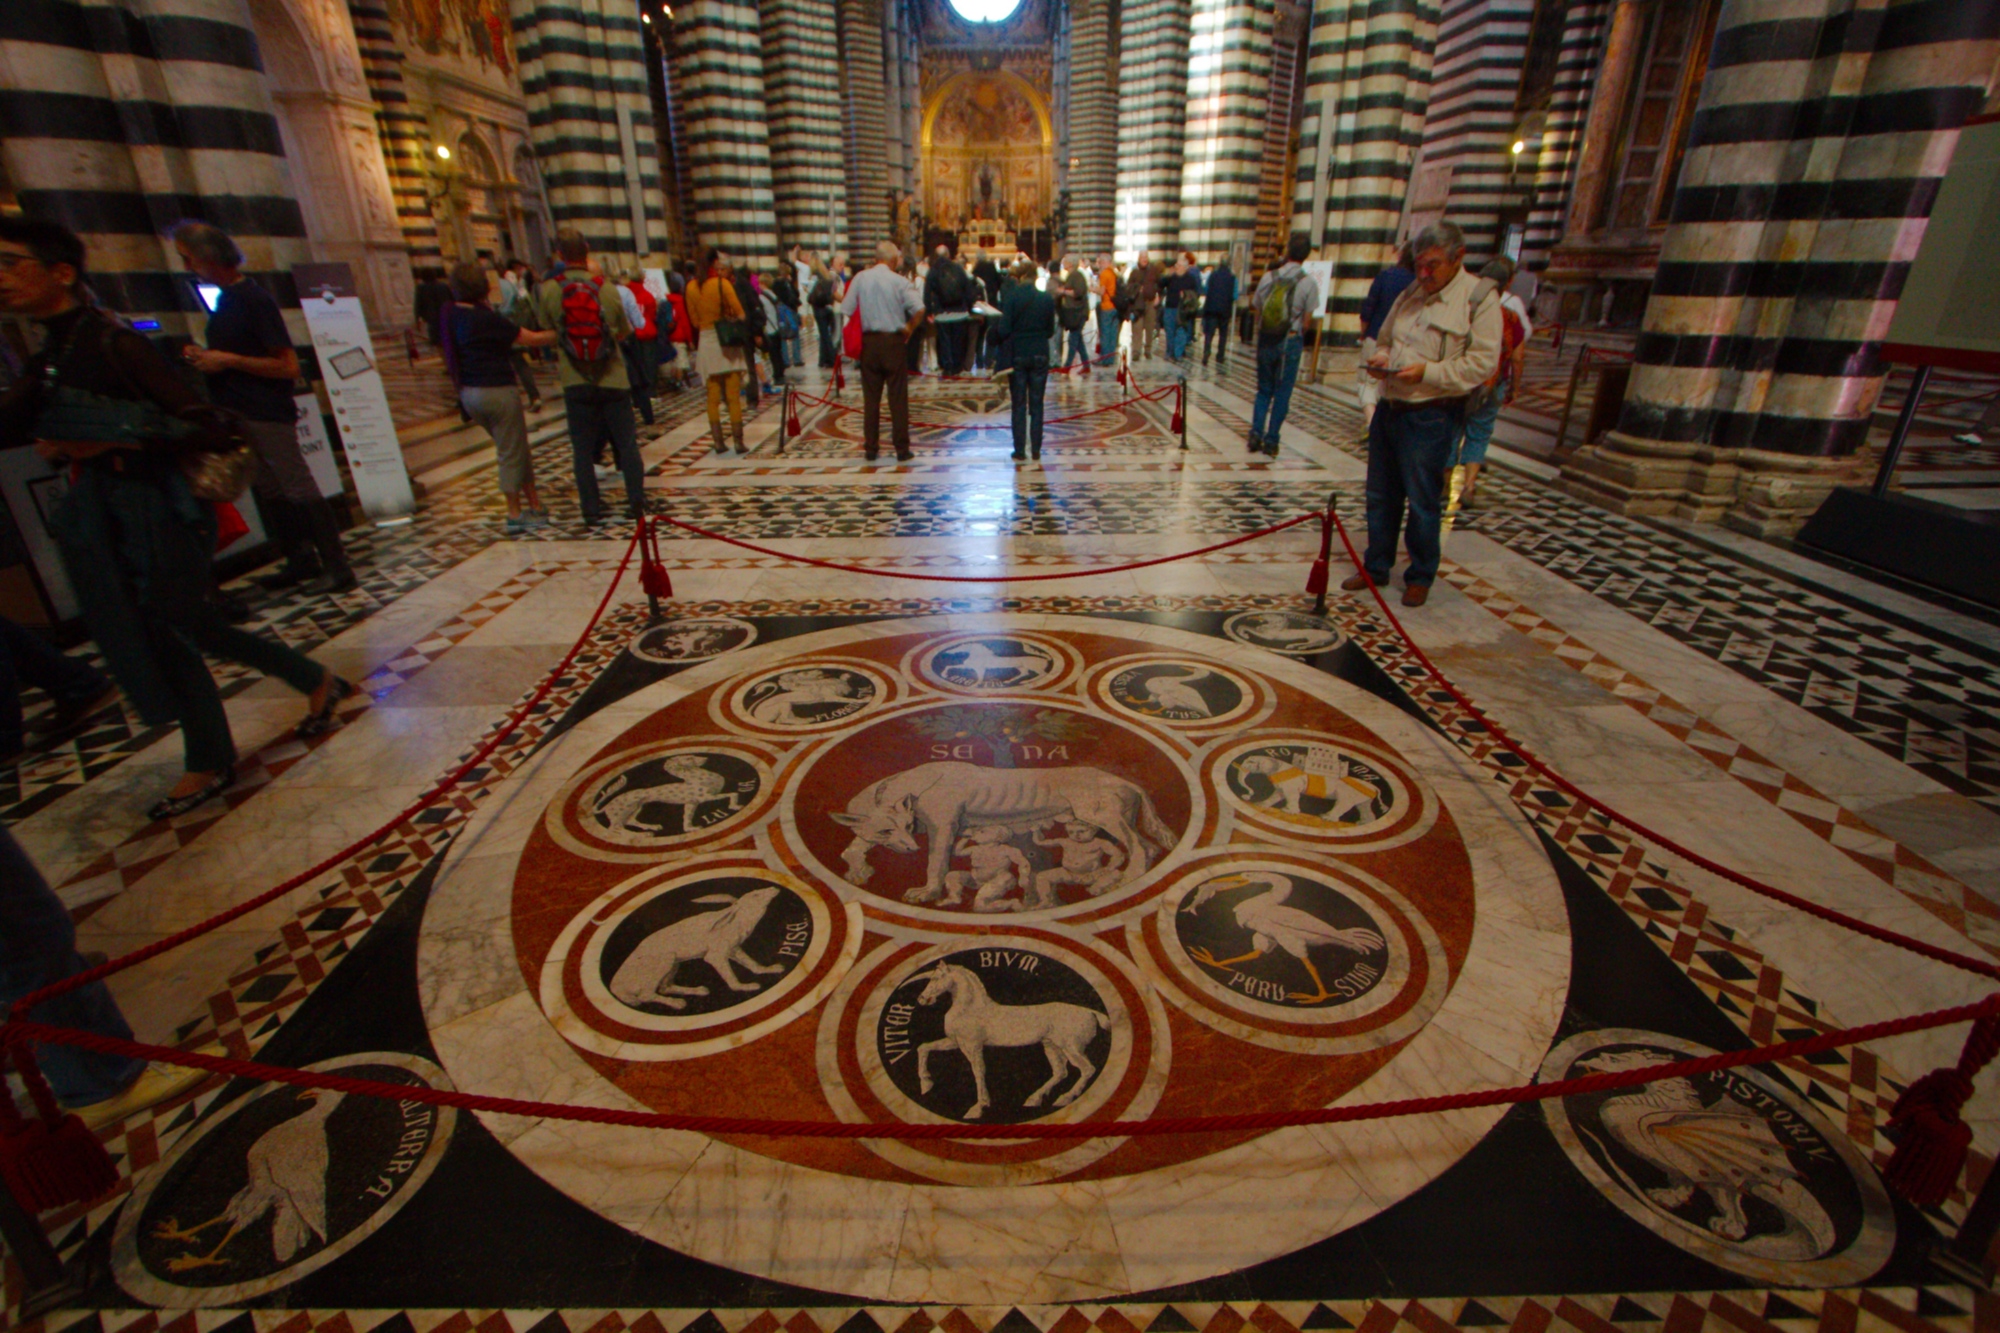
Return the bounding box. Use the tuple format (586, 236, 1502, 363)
(535, 229, 642, 524)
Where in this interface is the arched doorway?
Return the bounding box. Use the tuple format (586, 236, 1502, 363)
(455, 131, 512, 261)
(920, 69, 1054, 256)
(242, 0, 411, 322)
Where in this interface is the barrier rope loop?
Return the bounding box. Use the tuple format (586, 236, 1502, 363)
(3, 494, 1996, 1216)
(1324, 501, 2000, 985)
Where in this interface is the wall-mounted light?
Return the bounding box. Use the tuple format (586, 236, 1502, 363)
(1510, 139, 1526, 155)
(641, 11, 650, 21)
(436, 144, 452, 160)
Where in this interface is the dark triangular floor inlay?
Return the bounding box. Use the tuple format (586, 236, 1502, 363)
(1607, 1297, 1658, 1323)
(835, 1314, 887, 1333)
(1148, 1309, 1198, 1333)
(1300, 1307, 1353, 1331)
(1760, 1294, 1813, 1322)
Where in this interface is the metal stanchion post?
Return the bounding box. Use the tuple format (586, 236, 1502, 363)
(778, 384, 791, 456)
(1179, 382, 1189, 452)
(1310, 491, 1337, 617)
(1872, 364, 1931, 498)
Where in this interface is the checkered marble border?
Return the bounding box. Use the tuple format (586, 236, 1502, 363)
(49, 561, 622, 920)
(1437, 564, 2000, 963)
(7, 1287, 1990, 1333)
(1193, 365, 2000, 823)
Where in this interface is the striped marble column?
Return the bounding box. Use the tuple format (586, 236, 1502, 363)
(515, 0, 673, 267)
(0, 0, 311, 336)
(837, 0, 890, 256)
(1292, 0, 1438, 341)
(1066, 0, 1120, 258)
(1407, 0, 1533, 262)
(760, 0, 849, 255)
(347, 0, 444, 268)
(1179, 0, 1274, 263)
(1114, 0, 1193, 261)
(1560, 0, 2000, 536)
(1517, 0, 1607, 271)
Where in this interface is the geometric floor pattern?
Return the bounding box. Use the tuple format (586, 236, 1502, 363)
(5, 345, 1995, 1327)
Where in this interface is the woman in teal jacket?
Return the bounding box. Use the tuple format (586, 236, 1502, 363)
(992, 260, 1057, 461)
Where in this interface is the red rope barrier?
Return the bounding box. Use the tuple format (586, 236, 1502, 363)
(9, 993, 1994, 1140)
(652, 511, 1321, 582)
(1326, 505, 2000, 983)
(10, 528, 646, 1018)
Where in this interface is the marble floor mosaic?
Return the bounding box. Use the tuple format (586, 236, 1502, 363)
(4, 358, 1996, 1327)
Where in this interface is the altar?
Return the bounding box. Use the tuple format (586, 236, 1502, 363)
(959, 219, 1022, 263)
(921, 68, 1052, 268)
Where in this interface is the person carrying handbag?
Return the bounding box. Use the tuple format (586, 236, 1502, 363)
(686, 247, 749, 455)
(0, 218, 353, 820)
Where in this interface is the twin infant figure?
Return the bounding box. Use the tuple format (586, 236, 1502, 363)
(942, 819, 1125, 912)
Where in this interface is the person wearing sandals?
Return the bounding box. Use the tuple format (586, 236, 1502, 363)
(686, 247, 749, 455)
(0, 218, 354, 821)
(441, 260, 558, 534)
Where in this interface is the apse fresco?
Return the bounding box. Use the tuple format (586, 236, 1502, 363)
(386, 0, 514, 77)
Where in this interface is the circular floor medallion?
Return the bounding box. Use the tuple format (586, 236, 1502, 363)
(1539, 1028, 1894, 1286)
(783, 699, 1198, 924)
(630, 616, 758, 665)
(720, 658, 895, 733)
(1092, 656, 1259, 728)
(817, 930, 1169, 1186)
(546, 739, 773, 862)
(113, 1053, 456, 1306)
(1139, 854, 1449, 1053)
(540, 862, 858, 1059)
(432, 613, 1569, 1302)
(1223, 610, 1344, 656)
(912, 631, 1078, 694)
(1212, 735, 1431, 851)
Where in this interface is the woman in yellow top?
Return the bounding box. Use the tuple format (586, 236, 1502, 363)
(685, 246, 748, 454)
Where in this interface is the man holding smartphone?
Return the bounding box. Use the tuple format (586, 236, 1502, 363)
(1343, 221, 1500, 608)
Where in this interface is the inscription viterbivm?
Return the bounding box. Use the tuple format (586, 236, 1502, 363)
(876, 947, 1114, 1123)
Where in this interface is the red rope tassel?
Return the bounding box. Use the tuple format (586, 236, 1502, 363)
(787, 403, 802, 437)
(1883, 1009, 2000, 1207)
(636, 515, 674, 600)
(1169, 384, 1184, 434)
(833, 358, 845, 391)
(0, 1041, 118, 1212)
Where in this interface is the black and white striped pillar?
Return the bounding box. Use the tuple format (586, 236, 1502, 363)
(1560, 0, 2000, 535)
(760, 0, 849, 256)
(1407, 0, 1533, 263)
(1292, 0, 1439, 341)
(1066, 0, 1120, 258)
(515, 0, 674, 267)
(1115, 0, 1192, 261)
(1179, 0, 1274, 263)
(348, 0, 445, 271)
(0, 0, 312, 338)
(837, 0, 891, 257)
(1518, 0, 1608, 271)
